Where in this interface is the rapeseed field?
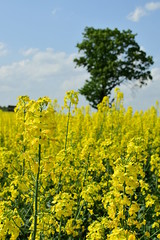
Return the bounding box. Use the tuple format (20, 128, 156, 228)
(0, 89, 160, 239)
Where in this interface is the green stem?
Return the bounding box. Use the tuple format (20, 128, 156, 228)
(32, 142, 41, 240)
(75, 154, 89, 220)
(22, 147, 25, 176)
(32, 110, 42, 240)
(22, 107, 26, 176)
(65, 101, 71, 151)
(57, 101, 71, 194)
(58, 216, 62, 240)
(122, 166, 127, 228)
(20, 101, 27, 176)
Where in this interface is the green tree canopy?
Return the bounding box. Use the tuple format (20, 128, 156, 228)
(74, 27, 154, 109)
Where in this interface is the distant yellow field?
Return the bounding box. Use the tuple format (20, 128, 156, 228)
(0, 110, 16, 148)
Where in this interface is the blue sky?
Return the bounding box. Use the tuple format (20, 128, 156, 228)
(0, 0, 160, 111)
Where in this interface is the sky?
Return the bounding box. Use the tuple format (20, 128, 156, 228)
(0, 0, 160, 111)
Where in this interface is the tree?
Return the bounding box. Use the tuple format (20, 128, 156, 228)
(74, 27, 154, 109)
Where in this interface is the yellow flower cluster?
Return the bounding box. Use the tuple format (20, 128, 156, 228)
(0, 89, 160, 239)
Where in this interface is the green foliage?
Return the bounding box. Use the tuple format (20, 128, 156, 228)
(0, 106, 8, 112)
(74, 27, 154, 109)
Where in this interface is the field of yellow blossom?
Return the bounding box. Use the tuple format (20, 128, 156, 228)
(0, 89, 160, 240)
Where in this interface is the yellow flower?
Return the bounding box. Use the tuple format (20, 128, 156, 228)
(128, 234, 136, 240)
(64, 90, 79, 108)
(145, 231, 150, 237)
(152, 222, 159, 228)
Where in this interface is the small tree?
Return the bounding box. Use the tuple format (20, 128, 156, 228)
(74, 27, 154, 109)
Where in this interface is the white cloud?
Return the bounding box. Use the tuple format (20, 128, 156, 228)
(52, 9, 57, 15)
(151, 67, 160, 80)
(51, 8, 60, 16)
(140, 46, 145, 51)
(1, 47, 159, 111)
(0, 85, 13, 92)
(117, 66, 160, 112)
(0, 42, 8, 57)
(21, 48, 39, 56)
(0, 48, 89, 106)
(128, 1, 160, 22)
(127, 7, 146, 22)
(145, 2, 160, 10)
